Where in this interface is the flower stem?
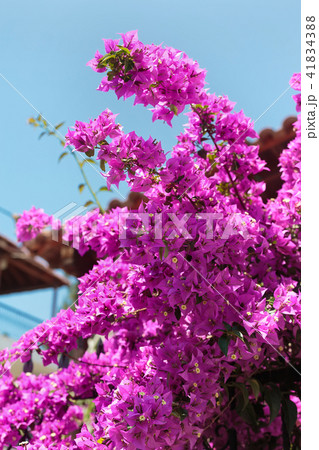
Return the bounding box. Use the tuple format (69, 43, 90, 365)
(71, 151, 104, 213)
(30, 118, 105, 213)
(202, 121, 246, 211)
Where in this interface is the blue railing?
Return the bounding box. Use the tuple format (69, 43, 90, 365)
(0, 301, 43, 340)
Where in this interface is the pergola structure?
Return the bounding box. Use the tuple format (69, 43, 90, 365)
(250, 115, 297, 201)
(0, 235, 69, 376)
(0, 234, 70, 296)
(23, 192, 146, 277)
(21, 116, 297, 277)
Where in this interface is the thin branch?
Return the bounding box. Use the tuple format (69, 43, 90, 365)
(67, 353, 128, 369)
(29, 118, 105, 213)
(205, 128, 246, 212)
(112, 307, 147, 323)
(73, 151, 105, 213)
(183, 193, 201, 211)
(224, 166, 246, 211)
(193, 108, 246, 211)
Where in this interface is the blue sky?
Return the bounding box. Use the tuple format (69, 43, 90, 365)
(0, 0, 300, 338)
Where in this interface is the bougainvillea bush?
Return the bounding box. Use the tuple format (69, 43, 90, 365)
(0, 31, 300, 449)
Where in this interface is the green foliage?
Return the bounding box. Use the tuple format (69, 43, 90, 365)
(248, 378, 261, 401)
(218, 334, 231, 356)
(58, 151, 68, 162)
(263, 383, 282, 423)
(282, 396, 297, 436)
(28, 115, 106, 213)
(96, 45, 135, 82)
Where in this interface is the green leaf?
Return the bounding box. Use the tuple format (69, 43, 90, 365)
(220, 384, 229, 402)
(217, 182, 231, 196)
(124, 58, 135, 73)
(233, 382, 249, 411)
(149, 82, 160, 89)
(58, 151, 68, 162)
(28, 117, 37, 126)
(239, 402, 258, 429)
(218, 334, 231, 356)
(169, 104, 178, 116)
(174, 306, 181, 321)
(222, 321, 232, 332)
(248, 378, 260, 401)
(84, 200, 94, 208)
(100, 159, 106, 172)
(231, 159, 239, 171)
(97, 53, 116, 68)
(159, 247, 164, 261)
(244, 337, 253, 353)
(107, 71, 115, 81)
(264, 384, 282, 423)
(85, 149, 95, 157)
(38, 131, 46, 139)
(117, 45, 131, 55)
(229, 329, 245, 342)
(78, 184, 85, 193)
(97, 438, 105, 444)
(55, 122, 65, 130)
(171, 406, 188, 421)
(99, 186, 109, 192)
(164, 244, 169, 259)
(196, 294, 203, 304)
(282, 397, 297, 436)
(79, 158, 96, 167)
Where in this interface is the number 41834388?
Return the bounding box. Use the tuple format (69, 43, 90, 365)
(306, 16, 316, 79)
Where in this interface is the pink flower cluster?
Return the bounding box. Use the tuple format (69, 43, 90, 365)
(0, 347, 111, 449)
(88, 30, 206, 126)
(1, 31, 301, 450)
(65, 108, 122, 153)
(98, 131, 166, 191)
(16, 206, 51, 242)
(66, 108, 165, 190)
